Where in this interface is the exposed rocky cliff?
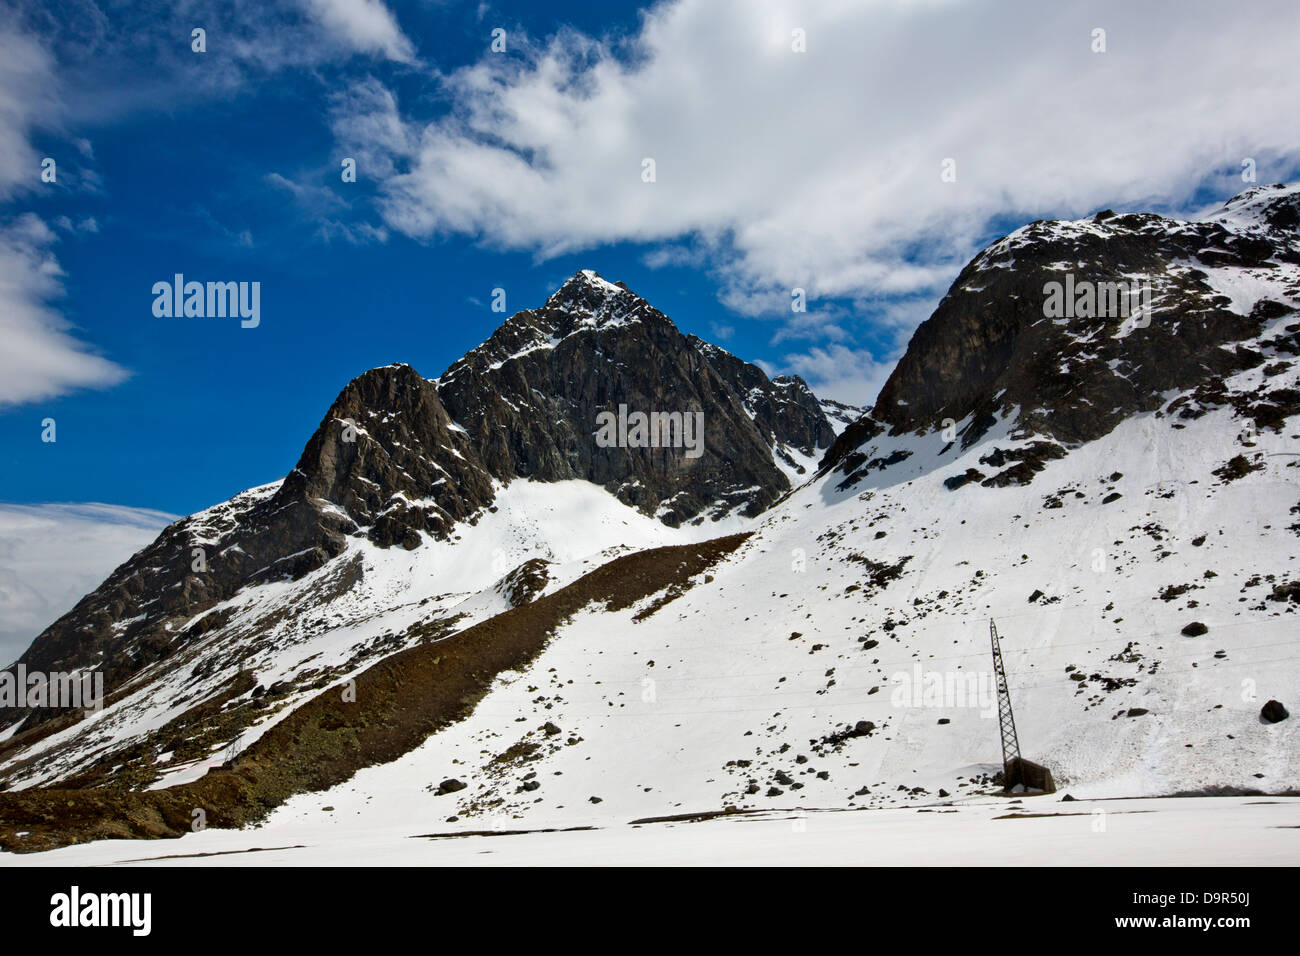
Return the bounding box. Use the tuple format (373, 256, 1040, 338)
(4, 271, 838, 727)
(824, 183, 1300, 479)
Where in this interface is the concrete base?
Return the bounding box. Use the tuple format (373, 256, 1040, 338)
(1003, 757, 1055, 795)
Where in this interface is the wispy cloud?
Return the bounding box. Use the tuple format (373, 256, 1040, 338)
(0, 25, 58, 200)
(0, 503, 175, 666)
(334, 0, 1300, 332)
(0, 214, 128, 407)
(301, 0, 417, 63)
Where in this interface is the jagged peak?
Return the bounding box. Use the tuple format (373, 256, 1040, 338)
(324, 362, 435, 416)
(548, 268, 627, 300)
(443, 271, 674, 382)
(539, 269, 655, 331)
(1201, 182, 1300, 236)
(771, 373, 814, 392)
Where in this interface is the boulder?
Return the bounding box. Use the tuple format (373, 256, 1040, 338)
(1261, 700, 1289, 723)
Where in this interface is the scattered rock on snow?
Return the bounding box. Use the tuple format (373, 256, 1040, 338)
(1261, 700, 1289, 723)
(1268, 581, 1300, 603)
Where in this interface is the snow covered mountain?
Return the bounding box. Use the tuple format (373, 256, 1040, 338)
(0, 272, 839, 789)
(1, 186, 1297, 854)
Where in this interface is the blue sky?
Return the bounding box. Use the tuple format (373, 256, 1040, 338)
(2, 0, 1298, 519)
(0, 1, 688, 515)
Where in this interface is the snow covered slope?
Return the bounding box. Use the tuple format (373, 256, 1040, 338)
(243, 395, 1297, 837)
(0, 480, 745, 792)
(1, 185, 1296, 857)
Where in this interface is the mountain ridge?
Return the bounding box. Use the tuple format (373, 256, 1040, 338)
(2, 185, 1296, 852)
(3, 272, 841, 730)
(822, 182, 1300, 484)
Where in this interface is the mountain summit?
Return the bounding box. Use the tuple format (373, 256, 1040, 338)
(2, 190, 1297, 853)
(3, 273, 843, 731)
(824, 183, 1300, 488)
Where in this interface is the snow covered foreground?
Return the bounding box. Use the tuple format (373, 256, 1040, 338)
(233, 398, 1296, 832)
(6, 365, 1298, 861)
(8, 796, 1296, 866)
(4, 220, 1298, 858)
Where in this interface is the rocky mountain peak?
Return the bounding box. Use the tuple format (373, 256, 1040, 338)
(541, 269, 640, 323)
(441, 270, 666, 384)
(1202, 182, 1300, 236)
(822, 182, 1300, 486)
(913, 188, 1295, 440)
(5, 272, 842, 714)
(436, 273, 840, 524)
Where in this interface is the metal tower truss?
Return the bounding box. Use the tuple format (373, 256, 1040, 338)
(990, 618, 1021, 775)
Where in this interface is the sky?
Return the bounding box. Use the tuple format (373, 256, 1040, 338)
(1, 0, 1299, 658)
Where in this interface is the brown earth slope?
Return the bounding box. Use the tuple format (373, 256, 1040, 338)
(0, 533, 748, 854)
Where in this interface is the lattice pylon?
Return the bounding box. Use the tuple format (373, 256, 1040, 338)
(990, 619, 1021, 779)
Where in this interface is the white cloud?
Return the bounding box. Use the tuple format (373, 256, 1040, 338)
(778, 343, 900, 409)
(0, 23, 126, 406)
(0, 1, 416, 409)
(334, 0, 1300, 328)
(302, 0, 417, 63)
(0, 26, 57, 200)
(0, 503, 175, 666)
(329, 77, 419, 181)
(51, 214, 99, 235)
(266, 171, 349, 211)
(781, 295, 938, 404)
(0, 214, 128, 406)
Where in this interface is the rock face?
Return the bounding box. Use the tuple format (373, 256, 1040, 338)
(436, 271, 830, 524)
(686, 335, 840, 472)
(5, 271, 837, 725)
(824, 183, 1300, 473)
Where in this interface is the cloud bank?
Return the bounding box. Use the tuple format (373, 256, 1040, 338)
(332, 0, 1300, 400)
(0, 503, 176, 665)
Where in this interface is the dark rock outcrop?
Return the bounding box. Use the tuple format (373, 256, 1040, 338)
(436, 272, 834, 525)
(4, 271, 835, 730)
(822, 184, 1300, 476)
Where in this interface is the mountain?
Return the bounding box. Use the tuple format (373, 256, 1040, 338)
(841, 184, 1300, 455)
(0, 271, 839, 770)
(435, 271, 835, 519)
(2, 187, 1297, 854)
